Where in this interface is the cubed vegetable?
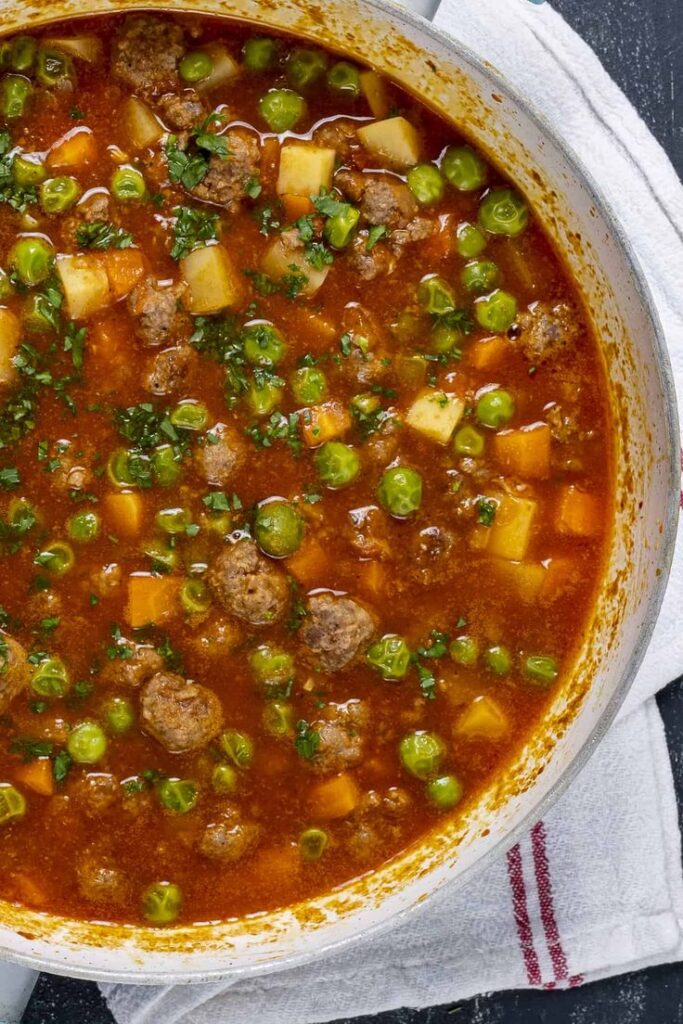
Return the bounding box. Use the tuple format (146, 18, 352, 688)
(261, 237, 330, 296)
(180, 244, 242, 314)
(56, 254, 111, 319)
(301, 400, 351, 447)
(467, 334, 510, 371)
(125, 574, 179, 628)
(357, 116, 421, 169)
(487, 493, 537, 561)
(405, 390, 465, 445)
(308, 772, 360, 819)
(14, 758, 54, 796)
(195, 43, 239, 92)
(493, 423, 551, 480)
(104, 491, 143, 539)
(276, 143, 336, 197)
(359, 70, 390, 118)
(491, 558, 545, 603)
(103, 249, 146, 299)
(46, 127, 97, 169)
(555, 485, 602, 537)
(43, 36, 102, 63)
(0, 307, 20, 385)
(455, 696, 509, 739)
(122, 96, 164, 149)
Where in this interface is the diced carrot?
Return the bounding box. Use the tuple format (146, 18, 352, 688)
(102, 249, 146, 300)
(555, 486, 602, 537)
(287, 538, 329, 586)
(493, 422, 551, 480)
(105, 492, 143, 539)
(467, 334, 510, 371)
(357, 559, 386, 599)
(309, 772, 360, 819)
(14, 758, 54, 796)
(125, 574, 179, 628)
(47, 127, 97, 169)
(282, 194, 315, 221)
(301, 401, 351, 447)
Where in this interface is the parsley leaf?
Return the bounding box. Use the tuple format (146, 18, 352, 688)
(63, 322, 87, 370)
(75, 221, 134, 250)
(312, 189, 348, 218)
(0, 467, 20, 490)
(294, 719, 320, 760)
(476, 497, 497, 527)
(366, 224, 388, 250)
(170, 205, 220, 261)
(0, 130, 38, 213)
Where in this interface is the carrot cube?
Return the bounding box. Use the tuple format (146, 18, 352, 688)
(125, 574, 179, 628)
(309, 772, 360, 819)
(467, 334, 510, 371)
(47, 128, 97, 169)
(105, 492, 143, 539)
(493, 422, 551, 480)
(14, 758, 54, 796)
(301, 401, 351, 447)
(103, 249, 146, 300)
(555, 486, 602, 537)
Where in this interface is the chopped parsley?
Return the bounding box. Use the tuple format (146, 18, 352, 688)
(75, 221, 134, 250)
(245, 411, 301, 454)
(0, 130, 38, 213)
(476, 497, 498, 527)
(165, 114, 229, 191)
(0, 467, 20, 490)
(170, 205, 220, 261)
(294, 719, 320, 760)
(63, 322, 87, 370)
(366, 224, 388, 250)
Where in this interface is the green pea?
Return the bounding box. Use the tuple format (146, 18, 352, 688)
(524, 654, 559, 686)
(103, 696, 135, 735)
(67, 721, 107, 764)
(242, 37, 280, 72)
(142, 881, 182, 925)
(155, 507, 191, 535)
(1, 75, 31, 118)
(366, 634, 411, 680)
(426, 774, 463, 809)
(220, 728, 254, 768)
(248, 380, 283, 417)
(407, 163, 445, 206)
(475, 289, 518, 333)
(449, 635, 479, 667)
(326, 61, 361, 96)
(212, 763, 237, 795)
(12, 155, 46, 187)
(441, 145, 488, 191)
(151, 445, 182, 486)
(179, 50, 214, 84)
(254, 500, 304, 557)
(35, 540, 74, 575)
(475, 388, 515, 429)
(399, 730, 445, 780)
(484, 644, 512, 676)
(315, 441, 360, 489)
(456, 221, 487, 258)
(67, 509, 100, 543)
(141, 537, 178, 572)
(431, 323, 461, 355)
(157, 778, 198, 814)
(0, 783, 26, 826)
(31, 656, 70, 698)
(461, 260, 500, 295)
(286, 47, 327, 91)
(417, 275, 455, 315)
(243, 322, 286, 367)
(9, 236, 54, 287)
(258, 88, 306, 133)
(299, 827, 328, 861)
(111, 166, 146, 202)
(7, 497, 35, 528)
(453, 426, 485, 458)
(9, 37, 37, 73)
(36, 48, 74, 88)
(180, 577, 212, 615)
(262, 701, 294, 737)
(479, 187, 528, 237)
(169, 401, 209, 431)
(351, 391, 381, 417)
(377, 465, 423, 519)
(291, 365, 327, 405)
(249, 645, 294, 689)
(324, 204, 360, 249)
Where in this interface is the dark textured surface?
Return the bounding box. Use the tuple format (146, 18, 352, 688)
(23, 1, 683, 1022)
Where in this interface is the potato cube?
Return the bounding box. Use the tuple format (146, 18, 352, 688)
(277, 143, 336, 198)
(196, 43, 240, 93)
(0, 307, 20, 385)
(405, 390, 464, 444)
(261, 238, 330, 297)
(181, 245, 242, 314)
(360, 70, 391, 118)
(455, 696, 509, 740)
(357, 116, 421, 169)
(492, 558, 545, 604)
(487, 493, 537, 561)
(57, 254, 111, 320)
(122, 97, 164, 150)
(44, 35, 103, 63)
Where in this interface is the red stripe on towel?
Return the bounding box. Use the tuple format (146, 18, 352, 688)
(506, 843, 542, 985)
(531, 820, 584, 988)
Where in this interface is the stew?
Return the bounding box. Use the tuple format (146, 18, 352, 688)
(0, 12, 612, 925)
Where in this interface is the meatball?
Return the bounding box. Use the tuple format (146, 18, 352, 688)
(100, 644, 164, 689)
(311, 700, 368, 774)
(77, 850, 130, 906)
(127, 277, 188, 348)
(89, 562, 123, 599)
(198, 805, 261, 862)
(389, 216, 435, 249)
(301, 593, 376, 672)
(346, 235, 396, 281)
(312, 119, 357, 162)
(157, 90, 205, 131)
(191, 129, 261, 211)
(346, 787, 411, 863)
(70, 773, 119, 818)
(50, 441, 92, 493)
(346, 505, 391, 560)
(112, 15, 185, 97)
(516, 301, 580, 364)
(63, 190, 112, 248)
(144, 344, 196, 396)
(336, 170, 418, 229)
(409, 525, 458, 586)
(208, 540, 289, 626)
(193, 422, 244, 486)
(0, 634, 29, 715)
(140, 671, 223, 753)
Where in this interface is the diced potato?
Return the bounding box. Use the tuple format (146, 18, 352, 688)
(47, 128, 97, 169)
(196, 43, 240, 92)
(103, 249, 146, 300)
(455, 696, 509, 740)
(360, 70, 391, 118)
(0, 307, 20, 386)
(105, 492, 143, 539)
(302, 400, 351, 447)
(487, 493, 537, 561)
(180, 245, 242, 314)
(492, 558, 545, 604)
(493, 423, 551, 480)
(261, 237, 330, 297)
(405, 390, 464, 444)
(122, 97, 165, 150)
(277, 143, 336, 198)
(44, 36, 103, 63)
(56, 254, 111, 320)
(556, 485, 602, 537)
(357, 116, 421, 169)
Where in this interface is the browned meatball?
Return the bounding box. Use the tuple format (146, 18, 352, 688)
(144, 343, 196, 396)
(127, 277, 188, 349)
(208, 540, 289, 626)
(140, 671, 223, 753)
(198, 805, 260, 862)
(346, 235, 396, 281)
(63, 190, 112, 249)
(311, 701, 368, 774)
(70, 773, 119, 818)
(157, 90, 205, 131)
(190, 129, 261, 211)
(312, 119, 357, 162)
(76, 849, 130, 906)
(300, 593, 376, 672)
(112, 15, 185, 97)
(516, 301, 580, 364)
(100, 644, 164, 689)
(336, 170, 418, 229)
(0, 634, 29, 715)
(193, 422, 244, 486)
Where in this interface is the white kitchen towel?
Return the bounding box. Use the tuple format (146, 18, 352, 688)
(101, 0, 683, 1020)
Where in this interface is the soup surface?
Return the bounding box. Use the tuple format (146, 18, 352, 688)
(0, 13, 612, 926)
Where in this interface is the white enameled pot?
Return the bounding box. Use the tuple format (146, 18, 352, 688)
(0, 0, 677, 997)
